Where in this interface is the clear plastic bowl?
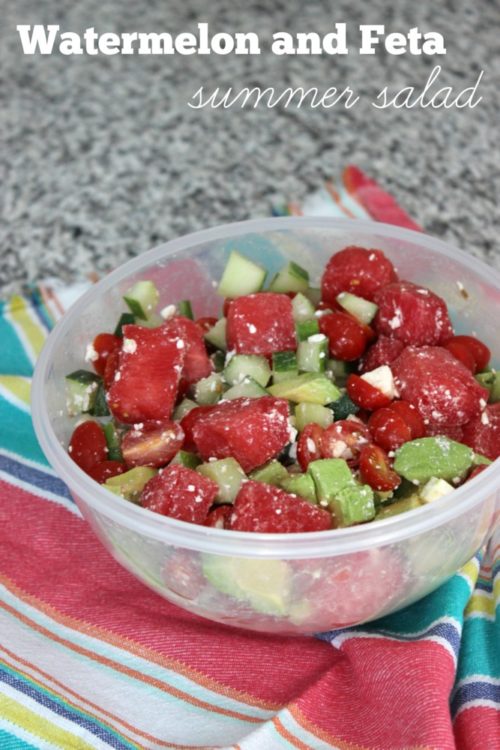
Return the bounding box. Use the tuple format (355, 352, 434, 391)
(32, 217, 500, 635)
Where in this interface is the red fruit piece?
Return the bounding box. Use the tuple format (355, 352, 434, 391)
(91, 333, 121, 377)
(204, 505, 233, 529)
(87, 460, 126, 484)
(195, 316, 218, 334)
(443, 339, 476, 373)
(321, 246, 398, 304)
(103, 347, 121, 389)
(164, 550, 205, 599)
(346, 374, 393, 411)
(320, 419, 371, 466)
(389, 400, 426, 439)
(188, 396, 290, 473)
(226, 293, 296, 356)
(292, 547, 402, 628)
(368, 408, 412, 452)
(319, 311, 369, 361)
(359, 444, 401, 492)
(107, 324, 184, 424)
(446, 335, 491, 373)
(425, 423, 464, 443)
(180, 405, 213, 452)
(462, 403, 500, 461)
(392, 346, 489, 427)
(297, 423, 324, 471)
(164, 316, 212, 389)
(229, 481, 332, 533)
(121, 421, 184, 468)
(374, 281, 454, 346)
(359, 336, 404, 374)
(69, 421, 108, 473)
(140, 464, 217, 524)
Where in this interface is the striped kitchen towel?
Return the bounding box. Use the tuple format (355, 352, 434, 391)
(0, 167, 498, 750)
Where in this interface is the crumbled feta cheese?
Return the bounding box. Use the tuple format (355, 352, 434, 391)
(84, 343, 99, 363)
(160, 304, 177, 320)
(361, 365, 397, 399)
(248, 324, 257, 334)
(187, 485, 196, 492)
(114, 371, 121, 382)
(176, 340, 185, 349)
(481, 411, 490, 425)
(420, 477, 454, 503)
(307, 333, 327, 344)
(123, 338, 137, 354)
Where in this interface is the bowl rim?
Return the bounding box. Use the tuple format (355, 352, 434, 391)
(32, 216, 500, 558)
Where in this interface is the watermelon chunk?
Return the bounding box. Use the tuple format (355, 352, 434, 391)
(321, 246, 398, 304)
(140, 464, 217, 523)
(462, 403, 500, 461)
(359, 335, 404, 374)
(392, 346, 489, 427)
(374, 281, 453, 346)
(164, 316, 212, 389)
(188, 396, 290, 472)
(229, 481, 332, 533)
(226, 292, 296, 356)
(107, 324, 184, 424)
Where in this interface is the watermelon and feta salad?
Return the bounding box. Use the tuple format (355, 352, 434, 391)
(65, 246, 499, 535)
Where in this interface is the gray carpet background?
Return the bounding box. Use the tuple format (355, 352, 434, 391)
(1, 0, 500, 295)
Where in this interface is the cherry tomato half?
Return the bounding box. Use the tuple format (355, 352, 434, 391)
(121, 421, 185, 468)
(359, 444, 401, 492)
(368, 407, 411, 452)
(346, 374, 393, 411)
(297, 423, 324, 471)
(69, 421, 108, 473)
(320, 419, 371, 466)
(91, 333, 121, 377)
(319, 312, 369, 361)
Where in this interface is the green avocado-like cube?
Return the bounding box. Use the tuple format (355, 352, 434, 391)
(330, 484, 375, 527)
(249, 460, 289, 487)
(307, 458, 354, 504)
(280, 473, 317, 504)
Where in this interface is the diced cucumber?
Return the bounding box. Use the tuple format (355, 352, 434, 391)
(104, 466, 157, 503)
(296, 319, 320, 342)
(114, 312, 136, 337)
(65, 370, 101, 416)
(305, 287, 322, 307)
(223, 377, 267, 400)
(123, 280, 159, 320)
(280, 473, 317, 504)
(173, 398, 197, 420)
(295, 402, 333, 431)
(268, 373, 341, 405)
(375, 495, 422, 520)
(336, 292, 378, 325)
(249, 460, 289, 486)
(178, 300, 194, 320)
(137, 312, 163, 329)
(217, 251, 267, 298)
(89, 382, 110, 417)
(291, 292, 315, 322)
(326, 359, 351, 387)
(476, 371, 500, 403)
(211, 350, 226, 372)
(204, 317, 227, 351)
(327, 393, 359, 421)
(268, 261, 309, 294)
(170, 450, 201, 469)
(272, 351, 298, 384)
(202, 555, 292, 616)
(224, 354, 271, 388)
(194, 373, 226, 405)
(197, 457, 246, 503)
(297, 334, 329, 373)
(103, 422, 123, 462)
